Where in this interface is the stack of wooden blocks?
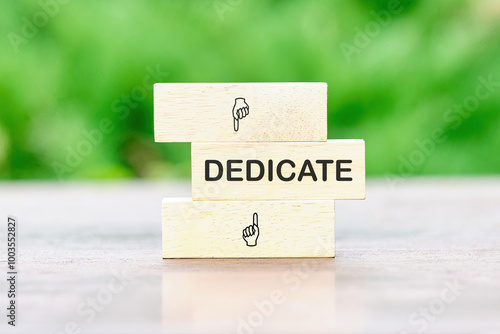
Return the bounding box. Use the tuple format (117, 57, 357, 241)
(154, 83, 365, 258)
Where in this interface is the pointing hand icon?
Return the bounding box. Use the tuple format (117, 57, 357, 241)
(243, 213, 259, 247)
(232, 97, 249, 132)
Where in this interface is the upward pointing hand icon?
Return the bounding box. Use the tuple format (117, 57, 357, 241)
(243, 213, 259, 247)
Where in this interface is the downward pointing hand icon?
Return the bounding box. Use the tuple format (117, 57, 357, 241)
(232, 97, 249, 132)
(243, 213, 259, 247)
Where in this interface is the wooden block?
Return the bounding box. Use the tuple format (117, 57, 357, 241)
(154, 83, 327, 142)
(162, 199, 335, 258)
(191, 139, 365, 200)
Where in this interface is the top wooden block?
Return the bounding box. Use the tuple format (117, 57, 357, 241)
(154, 83, 327, 142)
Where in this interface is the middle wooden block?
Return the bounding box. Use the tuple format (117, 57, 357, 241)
(192, 139, 365, 201)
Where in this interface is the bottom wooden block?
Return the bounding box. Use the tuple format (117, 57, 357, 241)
(162, 199, 335, 258)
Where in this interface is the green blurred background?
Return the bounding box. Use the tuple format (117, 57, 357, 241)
(1, 0, 499, 181)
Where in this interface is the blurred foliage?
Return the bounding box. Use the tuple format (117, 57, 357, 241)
(0, 0, 499, 180)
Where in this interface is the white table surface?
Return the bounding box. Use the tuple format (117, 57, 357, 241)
(0, 178, 499, 334)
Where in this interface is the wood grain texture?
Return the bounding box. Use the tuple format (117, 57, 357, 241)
(4, 179, 500, 334)
(154, 83, 327, 142)
(162, 199, 335, 258)
(191, 140, 365, 200)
